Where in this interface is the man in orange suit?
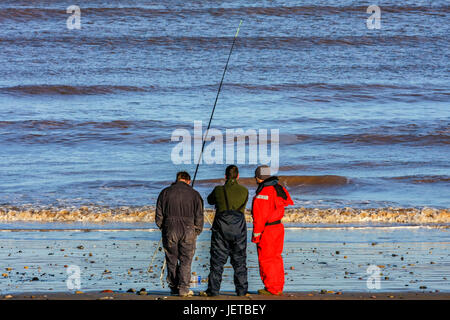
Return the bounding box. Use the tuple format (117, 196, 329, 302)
(251, 165, 294, 295)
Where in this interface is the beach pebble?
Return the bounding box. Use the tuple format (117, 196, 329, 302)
(138, 289, 147, 296)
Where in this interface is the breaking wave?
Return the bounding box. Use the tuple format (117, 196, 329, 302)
(0, 206, 448, 225)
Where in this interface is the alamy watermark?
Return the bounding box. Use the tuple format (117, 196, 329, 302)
(66, 265, 81, 290)
(366, 5, 381, 30)
(67, 5, 81, 30)
(366, 265, 381, 289)
(171, 121, 279, 174)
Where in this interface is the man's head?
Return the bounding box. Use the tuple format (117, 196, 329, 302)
(176, 171, 191, 184)
(225, 165, 239, 180)
(254, 165, 271, 184)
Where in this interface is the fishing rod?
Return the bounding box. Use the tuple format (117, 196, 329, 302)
(152, 21, 244, 288)
(191, 20, 243, 187)
(191, 19, 243, 228)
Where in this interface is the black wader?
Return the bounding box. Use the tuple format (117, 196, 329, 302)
(207, 188, 248, 295)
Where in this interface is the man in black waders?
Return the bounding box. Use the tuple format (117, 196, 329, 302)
(156, 171, 204, 297)
(200, 165, 249, 297)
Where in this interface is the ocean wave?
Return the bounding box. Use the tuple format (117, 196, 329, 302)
(3, 36, 447, 50)
(1, 124, 447, 146)
(0, 119, 176, 145)
(0, 5, 447, 20)
(0, 206, 448, 225)
(226, 82, 449, 92)
(0, 119, 169, 130)
(387, 175, 450, 184)
(198, 175, 349, 187)
(0, 85, 149, 96)
(288, 133, 450, 146)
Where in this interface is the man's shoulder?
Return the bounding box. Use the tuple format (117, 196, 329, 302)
(235, 183, 249, 194)
(212, 185, 224, 193)
(255, 185, 276, 197)
(159, 184, 173, 194)
(191, 187, 203, 199)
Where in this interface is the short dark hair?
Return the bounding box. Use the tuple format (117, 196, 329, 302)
(225, 165, 239, 179)
(176, 171, 191, 181)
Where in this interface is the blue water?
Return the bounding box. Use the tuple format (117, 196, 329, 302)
(0, 0, 449, 210)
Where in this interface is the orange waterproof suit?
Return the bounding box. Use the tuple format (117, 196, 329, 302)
(251, 176, 293, 295)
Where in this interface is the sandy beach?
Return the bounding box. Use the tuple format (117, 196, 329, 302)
(1, 225, 449, 298)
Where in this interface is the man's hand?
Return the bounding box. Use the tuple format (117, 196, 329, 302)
(251, 232, 261, 244)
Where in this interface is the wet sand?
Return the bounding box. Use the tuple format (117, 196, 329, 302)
(1, 227, 449, 296)
(2, 290, 450, 300)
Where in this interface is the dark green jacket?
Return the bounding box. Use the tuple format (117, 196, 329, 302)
(207, 179, 249, 214)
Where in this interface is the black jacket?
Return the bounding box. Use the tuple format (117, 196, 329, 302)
(155, 181, 204, 235)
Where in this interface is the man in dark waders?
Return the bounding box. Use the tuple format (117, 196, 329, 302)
(200, 165, 249, 296)
(156, 171, 204, 297)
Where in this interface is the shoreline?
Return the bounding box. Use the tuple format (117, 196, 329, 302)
(3, 290, 450, 300)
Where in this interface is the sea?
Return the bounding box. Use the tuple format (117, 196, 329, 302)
(0, 0, 448, 223)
